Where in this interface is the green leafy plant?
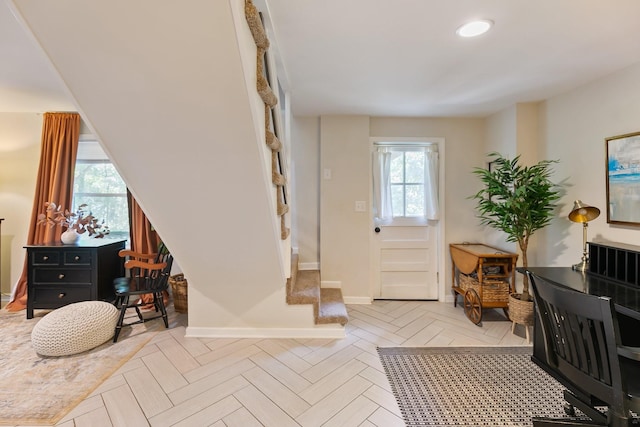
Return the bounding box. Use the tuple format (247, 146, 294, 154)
(38, 202, 110, 238)
(470, 152, 560, 301)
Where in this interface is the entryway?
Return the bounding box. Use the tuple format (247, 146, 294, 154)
(370, 138, 443, 300)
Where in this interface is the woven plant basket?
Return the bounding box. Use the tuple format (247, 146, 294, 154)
(508, 293, 534, 326)
(459, 274, 510, 303)
(169, 274, 188, 313)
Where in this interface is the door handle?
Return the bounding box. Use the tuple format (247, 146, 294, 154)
(374, 227, 381, 233)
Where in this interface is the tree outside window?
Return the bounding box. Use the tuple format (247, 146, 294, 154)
(390, 151, 426, 217)
(73, 140, 129, 240)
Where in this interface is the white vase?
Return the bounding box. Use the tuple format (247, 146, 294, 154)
(60, 229, 80, 244)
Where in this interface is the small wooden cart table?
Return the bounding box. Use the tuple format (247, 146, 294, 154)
(450, 243, 518, 325)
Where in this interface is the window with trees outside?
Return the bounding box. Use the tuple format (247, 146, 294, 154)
(372, 142, 439, 223)
(73, 139, 129, 241)
(390, 149, 426, 217)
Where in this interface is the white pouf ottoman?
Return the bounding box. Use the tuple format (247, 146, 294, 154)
(31, 301, 119, 357)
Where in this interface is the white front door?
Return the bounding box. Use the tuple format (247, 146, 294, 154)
(370, 139, 441, 300)
(372, 221, 438, 299)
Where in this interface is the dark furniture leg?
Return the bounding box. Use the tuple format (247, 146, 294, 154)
(113, 295, 129, 343)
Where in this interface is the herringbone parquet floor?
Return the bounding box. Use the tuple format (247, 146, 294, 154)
(54, 300, 530, 427)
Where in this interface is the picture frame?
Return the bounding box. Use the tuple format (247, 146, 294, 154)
(605, 131, 640, 226)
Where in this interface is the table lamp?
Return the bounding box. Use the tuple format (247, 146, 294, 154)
(568, 200, 600, 272)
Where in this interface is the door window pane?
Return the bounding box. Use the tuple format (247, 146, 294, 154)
(388, 149, 426, 217)
(405, 151, 425, 183)
(405, 184, 425, 216)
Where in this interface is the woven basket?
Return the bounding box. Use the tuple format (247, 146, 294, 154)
(169, 274, 188, 313)
(459, 274, 510, 303)
(508, 293, 534, 326)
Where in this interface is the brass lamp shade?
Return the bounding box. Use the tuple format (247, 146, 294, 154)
(568, 200, 600, 223)
(568, 200, 600, 272)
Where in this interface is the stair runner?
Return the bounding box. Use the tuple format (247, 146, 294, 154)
(286, 254, 349, 326)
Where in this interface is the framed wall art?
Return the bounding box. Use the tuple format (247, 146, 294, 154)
(606, 131, 640, 225)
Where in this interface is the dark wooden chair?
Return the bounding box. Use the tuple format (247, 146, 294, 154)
(112, 250, 173, 342)
(527, 272, 640, 426)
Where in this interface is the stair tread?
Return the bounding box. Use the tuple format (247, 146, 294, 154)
(285, 259, 348, 326)
(286, 269, 319, 305)
(317, 288, 349, 326)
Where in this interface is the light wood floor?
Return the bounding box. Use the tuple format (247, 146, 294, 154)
(52, 300, 530, 427)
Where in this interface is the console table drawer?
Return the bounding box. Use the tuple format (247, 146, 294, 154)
(63, 251, 92, 266)
(34, 268, 92, 284)
(30, 286, 92, 305)
(30, 251, 61, 265)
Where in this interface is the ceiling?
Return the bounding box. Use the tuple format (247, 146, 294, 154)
(4, 0, 640, 118)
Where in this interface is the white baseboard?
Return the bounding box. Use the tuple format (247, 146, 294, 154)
(184, 326, 346, 339)
(343, 296, 372, 305)
(320, 280, 341, 288)
(298, 262, 319, 270)
(443, 295, 455, 304)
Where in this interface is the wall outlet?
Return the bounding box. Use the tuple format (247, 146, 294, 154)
(355, 201, 367, 212)
(323, 168, 332, 179)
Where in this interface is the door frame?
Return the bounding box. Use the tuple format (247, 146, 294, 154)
(368, 136, 446, 302)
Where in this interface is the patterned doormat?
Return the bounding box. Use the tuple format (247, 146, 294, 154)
(377, 346, 576, 427)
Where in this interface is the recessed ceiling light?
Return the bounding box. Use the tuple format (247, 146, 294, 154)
(456, 19, 493, 38)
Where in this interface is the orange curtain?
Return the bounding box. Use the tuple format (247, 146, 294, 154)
(6, 112, 80, 312)
(127, 190, 168, 305)
(127, 190, 161, 254)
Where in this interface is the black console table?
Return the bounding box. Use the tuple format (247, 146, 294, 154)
(25, 239, 126, 319)
(522, 240, 640, 368)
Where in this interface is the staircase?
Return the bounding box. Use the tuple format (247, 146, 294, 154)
(286, 254, 349, 326)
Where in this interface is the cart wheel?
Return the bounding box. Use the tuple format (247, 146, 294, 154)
(463, 289, 482, 325)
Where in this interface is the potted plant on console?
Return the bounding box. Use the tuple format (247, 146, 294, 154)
(470, 152, 561, 333)
(38, 202, 110, 244)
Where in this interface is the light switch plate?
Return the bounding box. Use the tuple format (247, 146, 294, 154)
(355, 201, 366, 212)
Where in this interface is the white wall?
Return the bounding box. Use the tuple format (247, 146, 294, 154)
(484, 106, 518, 252)
(484, 103, 547, 292)
(291, 116, 320, 268)
(310, 115, 487, 301)
(538, 62, 640, 267)
(320, 116, 371, 300)
(0, 113, 41, 297)
(486, 106, 517, 159)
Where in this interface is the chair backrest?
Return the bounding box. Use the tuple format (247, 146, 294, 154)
(120, 250, 173, 291)
(153, 252, 173, 291)
(528, 272, 627, 416)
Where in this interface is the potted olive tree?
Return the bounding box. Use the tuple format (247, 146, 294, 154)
(470, 152, 560, 327)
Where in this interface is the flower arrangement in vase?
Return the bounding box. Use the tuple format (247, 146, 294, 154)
(38, 202, 110, 243)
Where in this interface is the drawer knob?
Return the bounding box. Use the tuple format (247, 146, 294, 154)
(58, 293, 66, 299)
(74, 256, 80, 261)
(58, 274, 65, 279)
(43, 256, 49, 261)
